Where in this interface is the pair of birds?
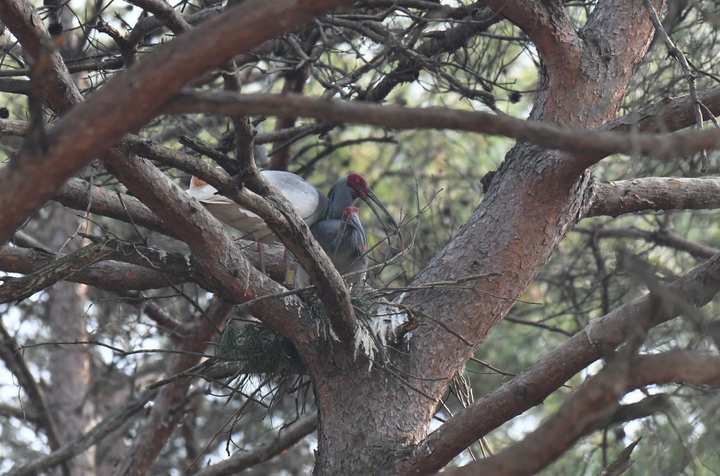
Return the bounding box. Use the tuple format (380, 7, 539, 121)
(187, 171, 394, 287)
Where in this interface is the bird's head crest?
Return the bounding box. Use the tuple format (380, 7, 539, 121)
(346, 173, 369, 198)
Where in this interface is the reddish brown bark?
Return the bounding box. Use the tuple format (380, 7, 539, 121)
(304, 1, 667, 473)
(0, 0, 351, 245)
(7, 0, 717, 474)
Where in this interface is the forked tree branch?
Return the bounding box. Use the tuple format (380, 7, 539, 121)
(104, 153, 314, 343)
(0, 0, 350, 245)
(395, 253, 720, 474)
(445, 354, 632, 476)
(446, 350, 720, 476)
(482, 0, 581, 70)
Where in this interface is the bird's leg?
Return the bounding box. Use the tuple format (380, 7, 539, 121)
(256, 239, 266, 274)
(282, 248, 294, 288)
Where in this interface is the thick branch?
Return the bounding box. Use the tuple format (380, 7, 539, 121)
(105, 154, 313, 344)
(0, 241, 113, 303)
(127, 136, 357, 342)
(54, 177, 170, 235)
(0, 0, 350, 245)
(396, 253, 720, 475)
(0, 243, 193, 291)
(482, 0, 580, 69)
(243, 172, 357, 343)
(587, 177, 720, 217)
(446, 351, 715, 476)
(608, 87, 720, 133)
(628, 351, 720, 388)
(445, 355, 631, 476)
(167, 92, 720, 162)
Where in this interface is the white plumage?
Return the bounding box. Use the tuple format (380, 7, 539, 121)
(187, 170, 326, 241)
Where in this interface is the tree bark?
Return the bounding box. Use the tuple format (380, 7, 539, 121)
(40, 205, 95, 476)
(305, 1, 666, 474)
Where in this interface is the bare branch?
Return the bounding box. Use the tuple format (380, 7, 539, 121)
(584, 228, 719, 261)
(587, 177, 720, 217)
(395, 253, 720, 474)
(0, 0, 350, 245)
(0, 322, 65, 457)
(444, 355, 631, 476)
(168, 91, 720, 163)
(628, 351, 720, 388)
(0, 241, 114, 303)
(54, 177, 170, 235)
(126, 0, 192, 35)
(608, 87, 720, 134)
(113, 299, 232, 476)
(0, 245, 189, 290)
(195, 415, 317, 476)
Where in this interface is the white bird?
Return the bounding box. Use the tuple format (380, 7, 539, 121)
(187, 171, 396, 286)
(187, 170, 327, 242)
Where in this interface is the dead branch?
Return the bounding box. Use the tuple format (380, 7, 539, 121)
(194, 415, 318, 476)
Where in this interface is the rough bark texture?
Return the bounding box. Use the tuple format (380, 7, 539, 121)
(1, 0, 696, 474)
(304, 1, 666, 474)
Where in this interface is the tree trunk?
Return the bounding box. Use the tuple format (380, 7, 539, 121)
(40, 205, 96, 476)
(309, 3, 663, 473)
(310, 352, 436, 475)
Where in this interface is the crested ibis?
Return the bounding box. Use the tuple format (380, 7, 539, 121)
(187, 172, 394, 241)
(187, 171, 326, 242)
(311, 206, 369, 284)
(187, 171, 395, 284)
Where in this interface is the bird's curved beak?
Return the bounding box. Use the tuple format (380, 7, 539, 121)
(363, 190, 398, 232)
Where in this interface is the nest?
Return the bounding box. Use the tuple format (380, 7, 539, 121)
(215, 285, 412, 380)
(216, 320, 304, 376)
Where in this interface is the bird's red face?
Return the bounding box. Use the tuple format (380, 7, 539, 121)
(346, 173, 369, 198)
(342, 206, 360, 219)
